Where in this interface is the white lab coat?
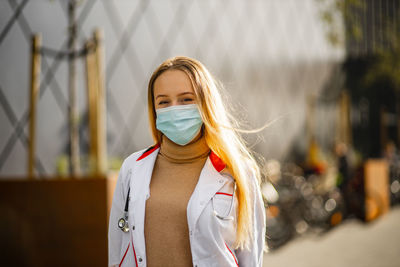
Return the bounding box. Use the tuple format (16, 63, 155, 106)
(108, 145, 266, 267)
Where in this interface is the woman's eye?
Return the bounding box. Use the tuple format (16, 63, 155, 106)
(158, 100, 169, 105)
(183, 98, 194, 102)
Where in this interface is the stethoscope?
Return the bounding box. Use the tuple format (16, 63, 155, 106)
(117, 187, 130, 233)
(118, 181, 237, 233)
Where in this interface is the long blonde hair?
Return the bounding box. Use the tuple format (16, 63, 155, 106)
(147, 56, 261, 249)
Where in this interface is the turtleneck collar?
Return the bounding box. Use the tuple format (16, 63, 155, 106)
(159, 132, 210, 164)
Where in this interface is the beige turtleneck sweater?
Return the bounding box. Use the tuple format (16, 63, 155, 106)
(144, 133, 210, 267)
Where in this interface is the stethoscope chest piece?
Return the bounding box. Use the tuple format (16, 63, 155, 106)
(118, 218, 125, 228)
(118, 215, 130, 233)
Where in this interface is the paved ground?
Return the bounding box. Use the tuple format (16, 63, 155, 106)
(263, 207, 400, 267)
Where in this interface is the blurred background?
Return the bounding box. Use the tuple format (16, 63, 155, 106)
(0, 0, 399, 266)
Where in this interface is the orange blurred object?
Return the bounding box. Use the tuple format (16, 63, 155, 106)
(267, 205, 280, 218)
(364, 160, 390, 221)
(330, 211, 343, 226)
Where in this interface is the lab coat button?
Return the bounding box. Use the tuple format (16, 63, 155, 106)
(138, 257, 143, 262)
(132, 225, 135, 230)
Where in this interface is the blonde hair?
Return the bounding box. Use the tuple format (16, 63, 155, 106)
(147, 56, 261, 249)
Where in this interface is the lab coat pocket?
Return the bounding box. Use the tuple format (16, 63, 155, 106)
(211, 192, 237, 240)
(212, 193, 234, 220)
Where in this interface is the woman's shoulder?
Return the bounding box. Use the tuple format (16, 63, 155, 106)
(121, 144, 160, 168)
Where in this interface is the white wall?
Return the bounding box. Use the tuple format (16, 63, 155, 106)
(0, 0, 345, 177)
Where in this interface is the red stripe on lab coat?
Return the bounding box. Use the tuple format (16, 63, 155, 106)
(225, 242, 239, 267)
(131, 234, 139, 267)
(216, 192, 233, 197)
(136, 144, 160, 161)
(119, 243, 130, 267)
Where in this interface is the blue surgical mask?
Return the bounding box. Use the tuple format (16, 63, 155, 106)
(156, 104, 203, 146)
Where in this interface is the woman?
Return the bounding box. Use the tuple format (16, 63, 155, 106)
(108, 56, 266, 267)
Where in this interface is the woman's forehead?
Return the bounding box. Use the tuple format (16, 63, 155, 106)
(153, 69, 194, 96)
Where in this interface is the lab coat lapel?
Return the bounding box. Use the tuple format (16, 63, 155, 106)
(129, 147, 160, 219)
(187, 157, 228, 230)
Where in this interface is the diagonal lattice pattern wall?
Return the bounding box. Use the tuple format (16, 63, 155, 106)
(0, 0, 344, 177)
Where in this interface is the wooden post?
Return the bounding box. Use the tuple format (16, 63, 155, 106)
(380, 107, 387, 151)
(396, 89, 400, 147)
(306, 93, 316, 146)
(85, 38, 97, 174)
(28, 34, 41, 178)
(85, 29, 107, 176)
(338, 90, 352, 145)
(68, 0, 80, 176)
(93, 29, 107, 175)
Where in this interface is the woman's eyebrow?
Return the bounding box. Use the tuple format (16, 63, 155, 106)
(155, 92, 194, 99)
(155, 94, 168, 99)
(177, 92, 195, 96)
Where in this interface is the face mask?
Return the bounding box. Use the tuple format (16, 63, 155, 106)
(156, 104, 203, 146)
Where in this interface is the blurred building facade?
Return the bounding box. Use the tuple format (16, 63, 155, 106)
(343, 0, 400, 158)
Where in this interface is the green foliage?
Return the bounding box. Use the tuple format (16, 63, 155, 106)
(364, 47, 400, 90)
(317, 0, 400, 91)
(317, 0, 365, 47)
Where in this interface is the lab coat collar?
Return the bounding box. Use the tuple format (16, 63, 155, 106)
(129, 145, 160, 203)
